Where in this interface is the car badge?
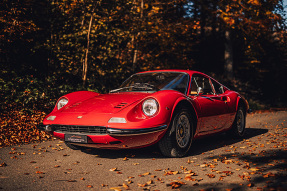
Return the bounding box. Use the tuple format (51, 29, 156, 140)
(77, 116, 83, 119)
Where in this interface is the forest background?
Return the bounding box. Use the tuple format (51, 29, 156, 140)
(0, 0, 286, 146)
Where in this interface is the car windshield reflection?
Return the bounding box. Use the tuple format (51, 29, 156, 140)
(110, 72, 189, 94)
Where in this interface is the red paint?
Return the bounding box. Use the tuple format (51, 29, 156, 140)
(42, 70, 249, 149)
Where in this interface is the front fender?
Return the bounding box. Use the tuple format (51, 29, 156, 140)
(152, 90, 198, 128)
(50, 91, 100, 113)
(124, 90, 191, 128)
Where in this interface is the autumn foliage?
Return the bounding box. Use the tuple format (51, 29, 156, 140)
(0, 110, 51, 147)
(0, 0, 286, 146)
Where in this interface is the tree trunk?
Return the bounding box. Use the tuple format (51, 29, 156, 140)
(224, 30, 234, 79)
(132, 0, 143, 72)
(83, 12, 93, 87)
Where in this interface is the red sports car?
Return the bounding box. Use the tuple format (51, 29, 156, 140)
(39, 70, 249, 157)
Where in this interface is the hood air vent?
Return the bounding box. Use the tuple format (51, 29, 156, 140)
(114, 102, 128, 108)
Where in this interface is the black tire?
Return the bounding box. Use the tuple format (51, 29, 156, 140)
(65, 141, 83, 150)
(158, 108, 194, 157)
(230, 105, 246, 138)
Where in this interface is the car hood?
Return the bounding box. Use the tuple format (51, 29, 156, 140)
(61, 92, 150, 114)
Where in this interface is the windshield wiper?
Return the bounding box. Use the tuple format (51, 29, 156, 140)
(109, 86, 133, 93)
(110, 83, 158, 93)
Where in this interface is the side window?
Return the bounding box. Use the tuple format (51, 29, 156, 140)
(190, 75, 214, 95)
(190, 77, 198, 95)
(211, 79, 224, 94)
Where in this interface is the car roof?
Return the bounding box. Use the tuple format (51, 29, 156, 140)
(138, 69, 206, 77)
(136, 69, 229, 91)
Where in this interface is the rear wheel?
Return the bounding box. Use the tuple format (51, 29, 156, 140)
(159, 108, 193, 157)
(230, 105, 246, 138)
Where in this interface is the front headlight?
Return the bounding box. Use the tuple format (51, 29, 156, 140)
(57, 98, 68, 110)
(142, 98, 159, 116)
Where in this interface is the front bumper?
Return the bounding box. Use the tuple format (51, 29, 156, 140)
(38, 124, 168, 149)
(106, 125, 167, 136)
(38, 123, 167, 136)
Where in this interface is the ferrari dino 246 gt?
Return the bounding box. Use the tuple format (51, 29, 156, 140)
(39, 70, 249, 157)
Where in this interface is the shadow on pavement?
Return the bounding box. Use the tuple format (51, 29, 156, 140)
(80, 127, 268, 159)
(202, 149, 287, 191)
(190, 127, 268, 156)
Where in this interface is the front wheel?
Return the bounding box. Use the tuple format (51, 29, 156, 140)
(159, 109, 194, 157)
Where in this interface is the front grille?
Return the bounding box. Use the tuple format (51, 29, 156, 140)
(52, 125, 107, 134)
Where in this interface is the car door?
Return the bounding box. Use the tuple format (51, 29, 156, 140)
(209, 79, 235, 129)
(189, 74, 230, 135)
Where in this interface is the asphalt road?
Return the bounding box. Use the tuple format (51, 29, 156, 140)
(0, 111, 286, 191)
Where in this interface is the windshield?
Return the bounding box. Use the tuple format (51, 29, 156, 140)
(110, 72, 189, 94)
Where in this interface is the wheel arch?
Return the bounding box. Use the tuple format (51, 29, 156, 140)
(170, 99, 198, 134)
(236, 96, 248, 115)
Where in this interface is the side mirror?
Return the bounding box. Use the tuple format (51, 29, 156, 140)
(197, 87, 203, 95)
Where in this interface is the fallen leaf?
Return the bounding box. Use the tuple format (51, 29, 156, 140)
(167, 181, 186, 189)
(164, 170, 179, 175)
(147, 180, 154, 185)
(206, 174, 215, 178)
(122, 183, 129, 189)
(224, 160, 233, 164)
(110, 187, 122, 191)
(187, 159, 194, 163)
(263, 172, 275, 178)
(137, 183, 147, 187)
(87, 185, 93, 188)
(0, 162, 7, 167)
(223, 171, 233, 176)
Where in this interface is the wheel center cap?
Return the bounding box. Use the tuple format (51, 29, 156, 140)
(179, 127, 184, 136)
